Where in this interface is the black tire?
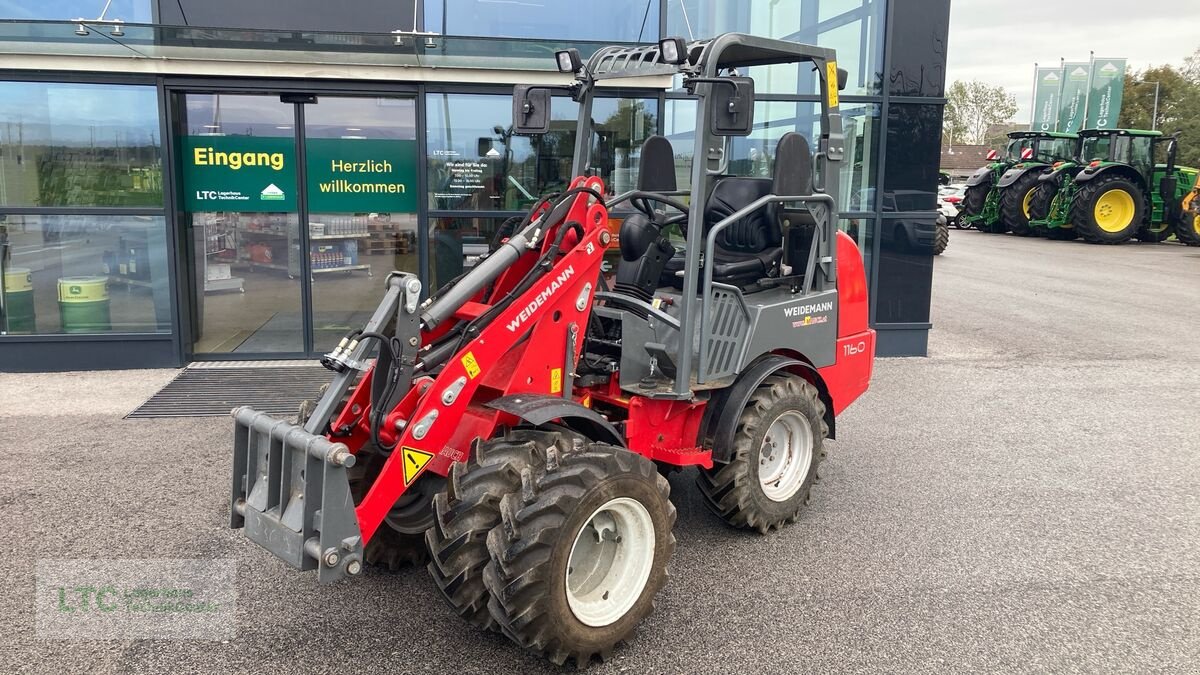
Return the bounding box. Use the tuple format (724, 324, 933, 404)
(350, 447, 443, 570)
(933, 216, 949, 255)
(484, 443, 675, 667)
(425, 429, 572, 631)
(962, 183, 989, 230)
(1177, 211, 1200, 246)
(999, 171, 1041, 236)
(1046, 225, 1080, 241)
(951, 212, 968, 230)
(1027, 182, 1056, 237)
(1071, 175, 1146, 245)
(697, 374, 828, 534)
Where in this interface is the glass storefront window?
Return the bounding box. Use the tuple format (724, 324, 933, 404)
(1, 1, 152, 21)
(0, 82, 162, 207)
(430, 215, 511, 291)
(667, 0, 883, 95)
(427, 93, 658, 211)
(426, 0, 659, 42)
(0, 214, 169, 335)
(663, 99, 879, 212)
(882, 103, 941, 213)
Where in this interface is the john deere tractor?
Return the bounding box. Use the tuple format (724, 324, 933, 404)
(1057, 129, 1196, 245)
(994, 132, 1079, 236)
(1176, 172, 1200, 246)
(961, 131, 1077, 234)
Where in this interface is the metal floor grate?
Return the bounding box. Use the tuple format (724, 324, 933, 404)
(126, 364, 331, 418)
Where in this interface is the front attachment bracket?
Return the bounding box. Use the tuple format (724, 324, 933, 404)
(231, 407, 364, 583)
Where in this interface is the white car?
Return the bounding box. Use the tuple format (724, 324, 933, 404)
(938, 183, 967, 229)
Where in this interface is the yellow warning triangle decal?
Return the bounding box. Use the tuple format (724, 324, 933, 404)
(401, 446, 434, 485)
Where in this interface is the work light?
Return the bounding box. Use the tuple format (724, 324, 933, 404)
(555, 48, 582, 73)
(658, 37, 687, 64)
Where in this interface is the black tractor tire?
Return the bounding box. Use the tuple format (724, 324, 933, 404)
(426, 429, 574, 632)
(999, 171, 1041, 236)
(1177, 211, 1200, 246)
(1071, 175, 1146, 245)
(350, 446, 443, 570)
(1027, 182, 1057, 237)
(697, 374, 828, 534)
(1136, 221, 1174, 243)
(483, 442, 675, 667)
(933, 216, 949, 255)
(962, 183, 990, 230)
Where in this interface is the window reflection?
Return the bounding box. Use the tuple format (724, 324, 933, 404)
(426, 0, 659, 42)
(0, 82, 162, 207)
(426, 94, 658, 211)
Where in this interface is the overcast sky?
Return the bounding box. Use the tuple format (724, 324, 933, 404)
(946, 1, 1200, 123)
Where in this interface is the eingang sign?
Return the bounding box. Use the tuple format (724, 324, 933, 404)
(182, 136, 297, 212)
(181, 135, 419, 214)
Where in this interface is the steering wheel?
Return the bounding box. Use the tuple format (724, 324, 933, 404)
(630, 192, 692, 230)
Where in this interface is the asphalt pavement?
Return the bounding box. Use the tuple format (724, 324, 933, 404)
(2, 229, 1198, 673)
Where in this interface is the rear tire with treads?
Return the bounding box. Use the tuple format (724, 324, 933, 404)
(1072, 175, 1145, 244)
(1000, 171, 1041, 236)
(697, 374, 827, 534)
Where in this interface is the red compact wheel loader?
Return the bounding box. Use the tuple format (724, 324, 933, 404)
(230, 33, 875, 667)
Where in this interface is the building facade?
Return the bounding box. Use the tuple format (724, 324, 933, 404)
(0, 0, 950, 371)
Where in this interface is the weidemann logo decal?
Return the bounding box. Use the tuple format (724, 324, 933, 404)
(507, 265, 576, 332)
(783, 300, 834, 318)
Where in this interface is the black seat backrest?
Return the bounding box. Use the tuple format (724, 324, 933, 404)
(638, 135, 677, 193)
(704, 177, 778, 253)
(770, 132, 816, 229)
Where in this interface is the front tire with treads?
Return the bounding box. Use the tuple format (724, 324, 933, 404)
(933, 216, 949, 255)
(425, 429, 570, 631)
(483, 443, 675, 667)
(697, 374, 827, 534)
(1000, 171, 1041, 236)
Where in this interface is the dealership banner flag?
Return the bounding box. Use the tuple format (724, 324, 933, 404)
(1057, 62, 1091, 133)
(1031, 67, 1062, 132)
(1086, 58, 1127, 130)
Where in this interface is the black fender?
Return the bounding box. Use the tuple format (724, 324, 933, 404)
(485, 394, 625, 447)
(996, 163, 1048, 189)
(699, 354, 835, 465)
(1073, 164, 1146, 192)
(964, 165, 995, 187)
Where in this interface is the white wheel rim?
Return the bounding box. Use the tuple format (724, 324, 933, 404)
(565, 497, 655, 627)
(759, 411, 814, 502)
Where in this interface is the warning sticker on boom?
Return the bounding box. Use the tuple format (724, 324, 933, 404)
(461, 351, 481, 379)
(401, 446, 434, 485)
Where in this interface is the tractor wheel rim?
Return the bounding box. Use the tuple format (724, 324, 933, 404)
(566, 497, 655, 628)
(1022, 188, 1035, 219)
(1192, 214, 1200, 236)
(1094, 189, 1136, 233)
(759, 411, 814, 502)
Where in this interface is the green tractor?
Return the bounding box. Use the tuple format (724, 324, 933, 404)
(993, 132, 1079, 236)
(961, 131, 1077, 234)
(1031, 130, 1196, 243)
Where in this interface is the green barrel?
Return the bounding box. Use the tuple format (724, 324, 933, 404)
(3, 267, 36, 333)
(58, 276, 111, 333)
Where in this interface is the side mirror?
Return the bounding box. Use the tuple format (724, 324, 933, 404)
(512, 85, 551, 135)
(709, 76, 755, 137)
(837, 67, 848, 91)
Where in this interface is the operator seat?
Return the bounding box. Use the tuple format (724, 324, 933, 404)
(662, 131, 814, 289)
(613, 135, 680, 301)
